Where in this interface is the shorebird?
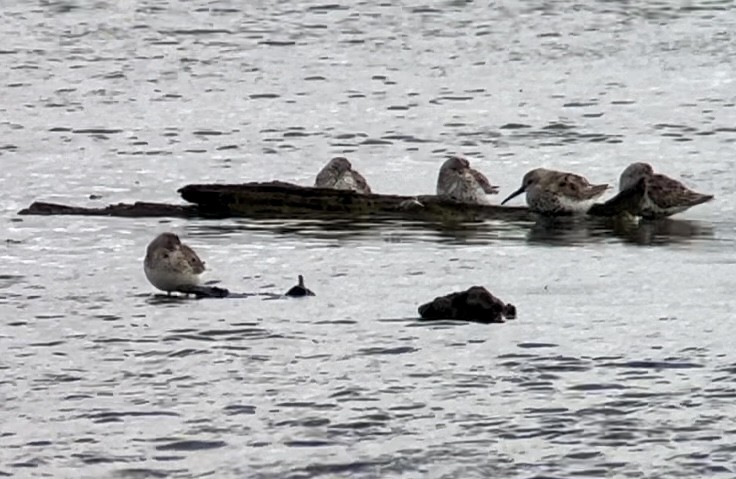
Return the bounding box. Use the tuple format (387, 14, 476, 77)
(501, 168, 609, 214)
(436, 155, 499, 204)
(314, 157, 372, 194)
(618, 162, 713, 218)
(144, 232, 207, 296)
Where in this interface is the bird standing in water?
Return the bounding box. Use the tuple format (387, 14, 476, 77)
(502, 168, 609, 215)
(144, 232, 227, 297)
(618, 162, 713, 219)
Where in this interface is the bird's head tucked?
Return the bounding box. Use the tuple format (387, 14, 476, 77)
(328, 157, 352, 173)
(442, 155, 471, 173)
(619, 162, 654, 191)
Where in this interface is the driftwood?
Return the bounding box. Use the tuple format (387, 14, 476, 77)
(17, 179, 646, 221)
(145, 275, 315, 300)
(178, 180, 648, 220)
(18, 201, 199, 218)
(178, 181, 535, 222)
(179, 285, 230, 298)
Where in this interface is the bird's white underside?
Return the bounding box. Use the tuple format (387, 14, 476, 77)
(144, 263, 201, 293)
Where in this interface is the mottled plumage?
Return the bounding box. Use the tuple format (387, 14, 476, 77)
(502, 168, 609, 215)
(618, 162, 713, 219)
(144, 232, 205, 295)
(436, 155, 499, 204)
(314, 157, 372, 194)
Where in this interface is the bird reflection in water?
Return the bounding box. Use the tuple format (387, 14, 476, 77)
(524, 215, 713, 246)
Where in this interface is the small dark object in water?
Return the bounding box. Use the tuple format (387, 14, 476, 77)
(418, 286, 516, 323)
(180, 285, 230, 299)
(285, 275, 315, 297)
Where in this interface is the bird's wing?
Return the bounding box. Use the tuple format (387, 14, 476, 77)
(555, 173, 608, 200)
(581, 183, 609, 200)
(314, 165, 337, 188)
(350, 170, 372, 194)
(647, 174, 713, 209)
(180, 244, 206, 274)
(469, 168, 499, 194)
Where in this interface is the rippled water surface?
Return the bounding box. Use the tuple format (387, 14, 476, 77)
(2, 1, 736, 478)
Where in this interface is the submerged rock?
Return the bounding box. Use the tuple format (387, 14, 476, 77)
(284, 275, 315, 297)
(418, 286, 516, 323)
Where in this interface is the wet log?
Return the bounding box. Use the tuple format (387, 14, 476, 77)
(18, 201, 199, 218)
(178, 181, 535, 222)
(17, 179, 645, 222)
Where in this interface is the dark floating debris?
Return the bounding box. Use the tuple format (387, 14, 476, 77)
(18, 201, 198, 218)
(71, 128, 124, 135)
(418, 286, 516, 323)
(499, 122, 531, 129)
(180, 285, 230, 299)
(284, 275, 316, 297)
(152, 276, 315, 300)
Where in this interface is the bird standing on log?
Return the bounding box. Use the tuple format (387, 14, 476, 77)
(436, 155, 499, 204)
(314, 157, 372, 194)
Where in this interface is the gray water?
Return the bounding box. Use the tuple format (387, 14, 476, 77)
(2, 1, 736, 478)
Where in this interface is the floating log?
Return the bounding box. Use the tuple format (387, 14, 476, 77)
(17, 201, 199, 218)
(17, 178, 646, 222)
(18, 201, 198, 218)
(178, 180, 647, 221)
(179, 284, 230, 298)
(178, 181, 536, 222)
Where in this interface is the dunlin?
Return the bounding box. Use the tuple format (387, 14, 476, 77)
(501, 168, 609, 214)
(314, 157, 372, 194)
(144, 232, 206, 295)
(618, 162, 713, 218)
(436, 155, 499, 204)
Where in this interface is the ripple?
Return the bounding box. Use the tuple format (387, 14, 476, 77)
(154, 440, 228, 451)
(603, 360, 705, 370)
(357, 346, 417, 356)
(113, 468, 170, 478)
(223, 404, 257, 415)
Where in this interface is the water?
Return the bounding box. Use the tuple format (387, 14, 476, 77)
(2, 1, 736, 477)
